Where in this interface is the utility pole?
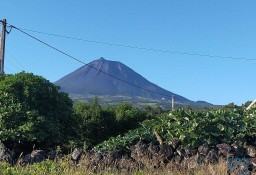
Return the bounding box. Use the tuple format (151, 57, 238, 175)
(0, 19, 6, 74)
(172, 95, 174, 111)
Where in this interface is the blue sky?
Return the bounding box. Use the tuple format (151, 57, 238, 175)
(1, 1, 256, 105)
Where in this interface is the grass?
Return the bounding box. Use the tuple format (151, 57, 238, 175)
(0, 156, 229, 175)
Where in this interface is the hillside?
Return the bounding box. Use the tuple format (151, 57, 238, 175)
(55, 58, 214, 108)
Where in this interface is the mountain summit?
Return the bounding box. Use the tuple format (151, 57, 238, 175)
(55, 58, 190, 102)
(55, 58, 213, 107)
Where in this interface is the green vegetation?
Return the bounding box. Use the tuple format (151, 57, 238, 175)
(0, 72, 151, 150)
(74, 100, 149, 149)
(94, 107, 256, 151)
(0, 158, 228, 175)
(74, 98, 116, 148)
(0, 72, 77, 150)
(0, 72, 256, 174)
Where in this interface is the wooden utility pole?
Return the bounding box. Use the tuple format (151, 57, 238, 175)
(172, 95, 174, 111)
(0, 19, 6, 74)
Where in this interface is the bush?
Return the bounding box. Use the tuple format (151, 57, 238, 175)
(114, 102, 148, 132)
(0, 72, 77, 150)
(74, 100, 149, 149)
(74, 98, 116, 148)
(94, 108, 256, 152)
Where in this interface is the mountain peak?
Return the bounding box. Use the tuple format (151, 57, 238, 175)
(55, 58, 191, 102)
(99, 57, 106, 61)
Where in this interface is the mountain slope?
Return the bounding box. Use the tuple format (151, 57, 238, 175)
(55, 58, 216, 108)
(55, 58, 192, 103)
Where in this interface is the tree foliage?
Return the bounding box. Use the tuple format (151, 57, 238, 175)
(0, 72, 77, 149)
(74, 100, 149, 149)
(74, 98, 116, 148)
(114, 102, 147, 132)
(94, 107, 256, 152)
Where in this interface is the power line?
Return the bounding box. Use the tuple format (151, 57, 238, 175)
(4, 65, 13, 73)
(13, 26, 256, 61)
(5, 58, 20, 72)
(3, 54, 18, 73)
(11, 25, 174, 98)
(6, 50, 26, 70)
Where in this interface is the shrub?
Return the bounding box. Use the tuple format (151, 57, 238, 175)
(74, 98, 116, 148)
(0, 72, 77, 150)
(94, 108, 256, 152)
(74, 100, 149, 149)
(114, 102, 147, 132)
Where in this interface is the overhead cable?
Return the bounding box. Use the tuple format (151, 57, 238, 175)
(11, 25, 174, 98)
(15, 27, 256, 61)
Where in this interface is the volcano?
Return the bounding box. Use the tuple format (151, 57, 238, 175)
(55, 58, 213, 107)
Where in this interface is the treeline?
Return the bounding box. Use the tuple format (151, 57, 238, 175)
(0, 72, 163, 152)
(1, 72, 254, 155)
(73, 99, 150, 149)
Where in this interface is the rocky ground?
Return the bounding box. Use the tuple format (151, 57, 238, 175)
(1, 141, 256, 174)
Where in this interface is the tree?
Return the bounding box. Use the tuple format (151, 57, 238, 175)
(74, 98, 116, 148)
(144, 105, 164, 115)
(0, 72, 77, 149)
(115, 102, 147, 132)
(0, 74, 5, 82)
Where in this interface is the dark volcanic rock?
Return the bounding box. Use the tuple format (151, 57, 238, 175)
(71, 148, 83, 162)
(184, 148, 197, 157)
(184, 155, 198, 169)
(130, 141, 150, 162)
(216, 143, 232, 156)
(147, 142, 159, 156)
(173, 151, 184, 164)
(116, 157, 139, 173)
(250, 158, 256, 172)
(104, 150, 122, 165)
(206, 149, 218, 164)
(246, 145, 256, 158)
(22, 150, 45, 165)
(231, 143, 246, 158)
(47, 150, 58, 161)
(91, 152, 105, 164)
(169, 139, 181, 150)
(197, 154, 206, 164)
(130, 141, 175, 167)
(184, 153, 207, 169)
(158, 144, 174, 163)
(0, 147, 13, 164)
(82, 150, 106, 172)
(198, 143, 210, 156)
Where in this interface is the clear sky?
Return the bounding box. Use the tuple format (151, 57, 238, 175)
(1, 1, 256, 105)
